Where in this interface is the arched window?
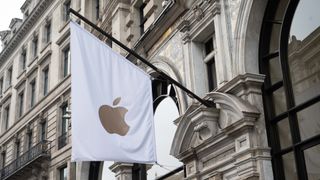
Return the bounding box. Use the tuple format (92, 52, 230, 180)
(260, 0, 320, 179)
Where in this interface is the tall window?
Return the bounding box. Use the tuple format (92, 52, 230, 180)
(44, 22, 51, 44)
(32, 36, 38, 58)
(95, 0, 100, 20)
(16, 140, 20, 158)
(27, 131, 33, 149)
(139, 3, 147, 35)
(1, 151, 6, 168)
(204, 37, 217, 91)
(0, 77, 3, 94)
(40, 121, 47, 141)
(21, 48, 27, 72)
(58, 103, 69, 149)
(260, 0, 320, 179)
(59, 166, 68, 180)
(7, 67, 12, 87)
(30, 79, 36, 107)
(63, 1, 71, 22)
(4, 105, 10, 130)
(18, 91, 24, 117)
(43, 67, 49, 96)
(62, 47, 70, 77)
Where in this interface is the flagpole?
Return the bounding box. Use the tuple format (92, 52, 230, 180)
(69, 9, 215, 108)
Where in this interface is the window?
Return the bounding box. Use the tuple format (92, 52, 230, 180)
(44, 21, 51, 44)
(139, 3, 147, 35)
(1, 151, 5, 168)
(32, 36, 38, 58)
(18, 91, 24, 117)
(43, 67, 49, 96)
(204, 38, 217, 91)
(30, 79, 36, 107)
(4, 105, 10, 130)
(63, 1, 71, 22)
(59, 165, 68, 180)
(15, 140, 20, 158)
(40, 121, 47, 141)
(58, 103, 69, 149)
(0, 77, 3, 94)
(95, 0, 100, 20)
(20, 48, 27, 72)
(7, 67, 12, 87)
(62, 47, 71, 77)
(260, 0, 320, 179)
(27, 131, 33, 149)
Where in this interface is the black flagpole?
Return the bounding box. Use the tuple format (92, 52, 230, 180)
(69, 8, 215, 108)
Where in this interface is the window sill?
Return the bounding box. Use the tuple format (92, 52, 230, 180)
(59, 19, 70, 34)
(28, 56, 38, 67)
(40, 41, 51, 54)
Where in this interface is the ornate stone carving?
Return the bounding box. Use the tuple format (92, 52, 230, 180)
(193, 5, 204, 21)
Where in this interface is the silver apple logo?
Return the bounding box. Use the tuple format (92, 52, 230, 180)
(98, 97, 129, 136)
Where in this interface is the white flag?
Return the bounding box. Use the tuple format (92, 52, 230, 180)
(70, 22, 156, 163)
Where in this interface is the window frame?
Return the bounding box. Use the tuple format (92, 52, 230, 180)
(259, 0, 320, 179)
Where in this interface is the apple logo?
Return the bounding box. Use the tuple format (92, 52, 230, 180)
(98, 97, 130, 136)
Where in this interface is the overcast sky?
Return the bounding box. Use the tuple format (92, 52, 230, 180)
(0, 1, 181, 179)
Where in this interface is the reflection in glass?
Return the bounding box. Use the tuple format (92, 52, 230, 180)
(304, 145, 320, 180)
(269, 24, 281, 52)
(297, 102, 320, 140)
(277, 118, 292, 149)
(288, 0, 320, 105)
(269, 57, 283, 85)
(282, 152, 298, 180)
(272, 87, 287, 116)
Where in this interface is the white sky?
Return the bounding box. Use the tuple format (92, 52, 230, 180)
(0, 2, 182, 179)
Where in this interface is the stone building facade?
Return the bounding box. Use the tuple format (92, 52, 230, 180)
(0, 0, 319, 180)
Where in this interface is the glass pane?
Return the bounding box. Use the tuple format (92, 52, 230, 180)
(304, 144, 320, 180)
(269, 24, 281, 52)
(282, 152, 298, 180)
(297, 102, 320, 140)
(277, 118, 292, 149)
(288, 0, 320, 105)
(272, 87, 287, 116)
(274, 0, 289, 21)
(269, 56, 283, 85)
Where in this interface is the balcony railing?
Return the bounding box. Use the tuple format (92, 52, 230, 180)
(0, 140, 51, 180)
(58, 132, 68, 149)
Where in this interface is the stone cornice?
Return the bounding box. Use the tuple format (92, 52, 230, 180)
(0, 0, 53, 66)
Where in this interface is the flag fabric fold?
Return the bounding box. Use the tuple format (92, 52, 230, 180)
(70, 21, 156, 163)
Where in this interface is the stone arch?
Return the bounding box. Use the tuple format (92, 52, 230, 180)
(147, 55, 188, 113)
(233, 0, 268, 76)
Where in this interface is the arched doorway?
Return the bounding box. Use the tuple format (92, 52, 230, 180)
(260, 0, 320, 179)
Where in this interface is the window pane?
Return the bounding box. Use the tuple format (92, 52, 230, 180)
(269, 56, 283, 85)
(304, 144, 320, 180)
(272, 87, 287, 116)
(273, 0, 289, 21)
(269, 24, 281, 52)
(282, 152, 298, 180)
(277, 118, 292, 149)
(297, 102, 320, 141)
(288, 0, 320, 105)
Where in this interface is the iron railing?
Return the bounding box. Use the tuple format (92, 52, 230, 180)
(58, 133, 68, 149)
(0, 140, 51, 180)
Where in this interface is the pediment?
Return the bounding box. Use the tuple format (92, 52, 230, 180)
(170, 92, 260, 158)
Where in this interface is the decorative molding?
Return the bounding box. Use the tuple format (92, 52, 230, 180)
(212, 0, 221, 16)
(0, 0, 53, 66)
